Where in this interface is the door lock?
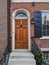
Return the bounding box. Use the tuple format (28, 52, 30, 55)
(20, 25, 22, 27)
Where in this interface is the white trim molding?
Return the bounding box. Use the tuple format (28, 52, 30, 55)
(40, 36, 49, 39)
(12, 0, 49, 2)
(11, 8, 31, 51)
(40, 48, 49, 51)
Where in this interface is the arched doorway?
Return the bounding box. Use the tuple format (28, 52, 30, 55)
(15, 13, 28, 49)
(12, 8, 30, 51)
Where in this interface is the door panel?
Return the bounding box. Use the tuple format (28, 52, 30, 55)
(22, 28, 28, 41)
(15, 19, 28, 49)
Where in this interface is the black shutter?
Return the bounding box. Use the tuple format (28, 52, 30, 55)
(34, 11, 42, 37)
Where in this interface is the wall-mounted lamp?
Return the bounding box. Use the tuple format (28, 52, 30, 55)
(31, 17, 34, 24)
(32, 2, 35, 6)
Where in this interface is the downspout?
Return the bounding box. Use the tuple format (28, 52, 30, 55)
(7, 0, 11, 52)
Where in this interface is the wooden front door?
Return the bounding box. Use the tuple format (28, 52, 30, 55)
(15, 19, 28, 49)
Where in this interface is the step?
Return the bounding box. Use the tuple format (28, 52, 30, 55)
(9, 58, 35, 62)
(9, 51, 35, 60)
(8, 60, 36, 65)
(10, 51, 34, 57)
(10, 56, 33, 59)
(8, 63, 36, 65)
(8, 51, 36, 65)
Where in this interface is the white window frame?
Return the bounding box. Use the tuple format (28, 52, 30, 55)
(40, 10, 49, 39)
(42, 51, 49, 60)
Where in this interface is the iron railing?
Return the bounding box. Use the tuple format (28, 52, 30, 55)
(0, 0, 11, 65)
(31, 37, 45, 65)
(0, 44, 10, 65)
(31, 37, 42, 54)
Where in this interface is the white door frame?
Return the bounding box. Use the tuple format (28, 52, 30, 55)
(11, 8, 31, 51)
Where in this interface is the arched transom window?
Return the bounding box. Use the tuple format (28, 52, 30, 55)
(15, 13, 27, 19)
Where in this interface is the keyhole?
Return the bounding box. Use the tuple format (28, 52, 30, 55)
(20, 25, 22, 27)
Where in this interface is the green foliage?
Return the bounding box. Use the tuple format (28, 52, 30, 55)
(31, 46, 45, 65)
(35, 53, 44, 63)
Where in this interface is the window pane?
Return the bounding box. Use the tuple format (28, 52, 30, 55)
(43, 25, 47, 31)
(47, 25, 49, 31)
(17, 13, 26, 17)
(15, 13, 27, 19)
(47, 20, 49, 24)
(43, 16, 47, 24)
(43, 31, 46, 36)
(48, 53, 49, 59)
(47, 13, 49, 21)
(42, 19, 46, 24)
(43, 52, 49, 60)
(47, 31, 49, 36)
(42, 13, 47, 24)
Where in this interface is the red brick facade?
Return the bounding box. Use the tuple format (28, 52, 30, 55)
(10, 0, 49, 48)
(0, 0, 49, 58)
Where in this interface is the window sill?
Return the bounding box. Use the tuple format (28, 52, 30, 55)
(40, 48, 49, 51)
(40, 36, 49, 39)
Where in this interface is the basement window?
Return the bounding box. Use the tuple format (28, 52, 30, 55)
(43, 51, 49, 60)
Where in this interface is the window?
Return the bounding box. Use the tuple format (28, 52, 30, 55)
(34, 11, 49, 38)
(43, 52, 49, 60)
(42, 12, 49, 36)
(15, 13, 27, 19)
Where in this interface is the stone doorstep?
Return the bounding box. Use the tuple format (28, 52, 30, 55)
(10, 54, 34, 58)
(8, 51, 36, 65)
(9, 58, 36, 62)
(10, 51, 34, 57)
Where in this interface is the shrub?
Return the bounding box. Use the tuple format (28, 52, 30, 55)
(31, 46, 45, 65)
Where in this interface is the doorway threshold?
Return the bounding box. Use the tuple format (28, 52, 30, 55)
(12, 49, 30, 52)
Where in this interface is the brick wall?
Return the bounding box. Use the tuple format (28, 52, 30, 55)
(0, 0, 7, 58)
(10, 1, 49, 49)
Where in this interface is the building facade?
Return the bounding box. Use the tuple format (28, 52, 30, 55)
(10, 0, 49, 60)
(0, 0, 49, 60)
